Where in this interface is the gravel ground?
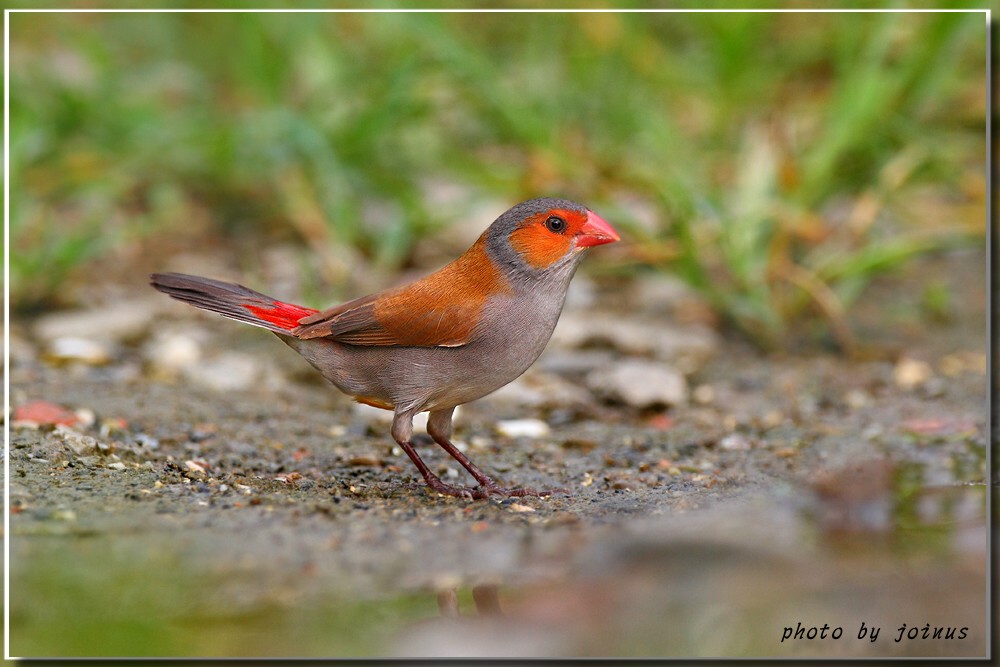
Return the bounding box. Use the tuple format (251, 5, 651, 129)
(7, 250, 988, 659)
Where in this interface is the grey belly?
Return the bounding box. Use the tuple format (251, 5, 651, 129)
(281, 293, 563, 414)
(285, 336, 543, 414)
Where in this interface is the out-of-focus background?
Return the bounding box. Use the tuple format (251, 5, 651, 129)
(11, 9, 985, 347)
(8, 8, 988, 660)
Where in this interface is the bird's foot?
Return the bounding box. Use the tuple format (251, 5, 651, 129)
(476, 480, 570, 499)
(423, 432, 571, 499)
(423, 476, 482, 499)
(423, 477, 569, 500)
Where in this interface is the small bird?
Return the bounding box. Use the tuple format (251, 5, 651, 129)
(150, 197, 619, 499)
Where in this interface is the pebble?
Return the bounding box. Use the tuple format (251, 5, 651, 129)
(938, 351, 986, 377)
(894, 357, 933, 390)
(469, 436, 492, 451)
(692, 384, 715, 405)
(34, 298, 159, 343)
(13, 400, 80, 428)
(720, 434, 752, 451)
(920, 377, 947, 399)
(107, 462, 126, 471)
(74, 408, 97, 428)
(481, 371, 592, 409)
(44, 337, 113, 365)
(537, 349, 616, 376)
(586, 360, 689, 408)
(145, 330, 203, 373)
(508, 503, 536, 513)
(134, 433, 159, 449)
(496, 419, 551, 439)
(182, 352, 260, 392)
(844, 389, 871, 409)
(348, 454, 383, 467)
(55, 424, 102, 456)
(551, 314, 718, 374)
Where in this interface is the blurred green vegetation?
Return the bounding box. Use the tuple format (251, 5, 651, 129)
(10, 11, 986, 348)
(11, 534, 440, 657)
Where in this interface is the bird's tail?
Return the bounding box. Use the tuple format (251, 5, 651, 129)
(149, 272, 318, 335)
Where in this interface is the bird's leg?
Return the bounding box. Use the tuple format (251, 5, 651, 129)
(426, 408, 558, 498)
(391, 410, 482, 499)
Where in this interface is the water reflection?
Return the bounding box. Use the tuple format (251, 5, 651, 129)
(393, 469, 986, 658)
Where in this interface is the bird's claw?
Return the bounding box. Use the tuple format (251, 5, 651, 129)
(423, 478, 477, 499)
(425, 481, 568, 500)
(493, 485, 570, 498)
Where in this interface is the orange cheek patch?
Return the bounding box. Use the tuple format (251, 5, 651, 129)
(509, 213, 575, 269)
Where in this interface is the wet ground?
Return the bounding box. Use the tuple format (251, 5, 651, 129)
(7, 249, 989, 659)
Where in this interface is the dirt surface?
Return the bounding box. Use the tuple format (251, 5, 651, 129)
(7, 249, 988, 659)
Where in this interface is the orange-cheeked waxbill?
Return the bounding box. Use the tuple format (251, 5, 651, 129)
(150, 197, 620, 499)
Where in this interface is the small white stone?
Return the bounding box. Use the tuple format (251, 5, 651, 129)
(844, 389, 871, 409)
(34, 298, 159, 343)
(894, 357, 933, 390)
(469, 436, 492, 450)
(107, 461, 126, 471)
(45, 337, 112, 365)
(183, 352, 258, 392)
(73, 408, 97, 428)
(693, 384, 715, 404)
(146, 331, 202, 371)
(55, 424, 101, 456)
(496, 419, 551, 439)
(720, 434, 751, 450)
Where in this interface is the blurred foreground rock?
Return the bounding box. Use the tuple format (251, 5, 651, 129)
(586, 360, 689, 408)
(551, 312, 718, 375)
(34, 297, 160, 343)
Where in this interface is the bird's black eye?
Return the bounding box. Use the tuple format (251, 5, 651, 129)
(544, 215, 566, 233)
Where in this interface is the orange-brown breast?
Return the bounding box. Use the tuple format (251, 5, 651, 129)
(294, 235, 512, 347)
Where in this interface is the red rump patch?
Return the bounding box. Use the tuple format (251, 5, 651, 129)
(244, 301, 318, 331)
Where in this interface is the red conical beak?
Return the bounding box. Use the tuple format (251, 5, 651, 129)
(576, 210, 621, 248)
